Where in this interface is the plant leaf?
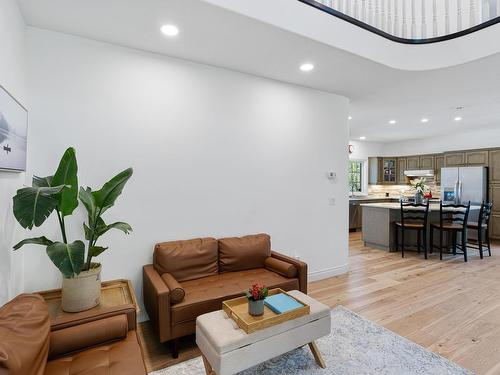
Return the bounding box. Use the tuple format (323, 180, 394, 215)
(83, 223, 92, 241)
(46, 240, 85, 278)
(88, 246, 108, 258)
(95, 221, 132, 237)
(52, 147, 79, 217)
(79, 187, 96, 223)
(32, 175, 53, 188)
(92, 168, 133, 215)
(13, 236, 54, 250)
(13, 185, 66, 229)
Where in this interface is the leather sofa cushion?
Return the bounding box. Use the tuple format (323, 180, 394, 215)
(49, 315, 128, 359)
(264, 257, 298, 278)
(171, 268, 299, 325)
(161, 273, 185, 305)
(0, 294, 50, 375)
(218, 234, 271, 273)
(45, 331, 146, 375)
(154, 238, 218, 282)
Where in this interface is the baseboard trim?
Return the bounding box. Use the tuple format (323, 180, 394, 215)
(308, 263, 349, 282)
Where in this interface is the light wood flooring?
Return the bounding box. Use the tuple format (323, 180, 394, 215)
(138, 232, 500, 374)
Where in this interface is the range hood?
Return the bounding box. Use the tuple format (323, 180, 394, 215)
(404, 170, 435, 177)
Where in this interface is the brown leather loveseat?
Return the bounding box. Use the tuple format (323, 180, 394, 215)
(143, 233, 307, 358)
(0, 293, 147, 375)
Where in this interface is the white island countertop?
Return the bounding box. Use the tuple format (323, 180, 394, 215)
(360, 202, 480, 211)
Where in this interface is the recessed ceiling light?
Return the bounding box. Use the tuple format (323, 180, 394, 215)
(359, 136, 367, 140)
(421, 118, 429, 123)
(389, 120, 397, 124)
(161, 24, 179, 37)
(454, 116, 462, 121)
(348, 116, 353, 120)
(299, 63, 315, 72)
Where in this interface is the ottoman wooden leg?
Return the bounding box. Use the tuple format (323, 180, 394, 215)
(202, 355, 216, 375)
(308, 341, 326, 369)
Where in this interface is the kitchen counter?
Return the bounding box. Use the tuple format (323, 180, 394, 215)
(349, 196, 398, 202)
(361, 203, 480, 251)
(360, 202, 476, 210)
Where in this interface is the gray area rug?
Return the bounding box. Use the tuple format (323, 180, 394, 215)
(150, 306, 474, 375)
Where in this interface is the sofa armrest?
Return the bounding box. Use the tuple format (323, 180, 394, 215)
(50, 304, 137, 332)
(48, 314, 128, 359)
(161, 273, 185, 305)
(143, 264, 172, 343)
(265, 257, 298, 278)
(271, 251, 308, 294)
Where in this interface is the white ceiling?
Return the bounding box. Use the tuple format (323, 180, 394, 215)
(17, 0, 500, 142)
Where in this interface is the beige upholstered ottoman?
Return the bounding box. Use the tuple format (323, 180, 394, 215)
(196, 290, 331, 375)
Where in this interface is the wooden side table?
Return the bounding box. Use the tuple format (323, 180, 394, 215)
(37, 279, 139, 321)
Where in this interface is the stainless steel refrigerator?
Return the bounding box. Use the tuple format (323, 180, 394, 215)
(440, 167, 488, 205)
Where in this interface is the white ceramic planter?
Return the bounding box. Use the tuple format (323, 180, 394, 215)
(61, 263, 102, 312)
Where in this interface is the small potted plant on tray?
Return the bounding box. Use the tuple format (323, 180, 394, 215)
(246, 283, 268, 316)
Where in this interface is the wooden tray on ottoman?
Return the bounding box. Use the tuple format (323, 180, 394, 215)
(222, 288, 310, 334)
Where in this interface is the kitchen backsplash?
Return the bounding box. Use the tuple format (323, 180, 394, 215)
(368, 180, 441, 198)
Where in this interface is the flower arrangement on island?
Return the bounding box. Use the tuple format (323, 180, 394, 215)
(410, 178, 431, 203)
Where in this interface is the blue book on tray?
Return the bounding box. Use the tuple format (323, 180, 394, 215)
(264, 293, 304, 314)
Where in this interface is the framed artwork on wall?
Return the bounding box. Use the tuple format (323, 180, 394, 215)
(0, 84, 27, 172)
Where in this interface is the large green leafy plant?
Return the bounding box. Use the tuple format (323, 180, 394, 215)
(12, 147, 133, 278)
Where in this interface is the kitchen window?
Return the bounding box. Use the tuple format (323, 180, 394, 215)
(349, 161, 363, 193)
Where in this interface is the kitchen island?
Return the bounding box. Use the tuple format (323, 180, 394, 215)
(361, 202, 480, 251)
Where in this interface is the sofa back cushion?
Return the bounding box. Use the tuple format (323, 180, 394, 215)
(154, 238, 218, 282)
(0, 294, 50, 375)
(218, 233, 271, 273)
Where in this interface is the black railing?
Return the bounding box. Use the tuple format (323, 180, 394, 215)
(299, 0, 500, 44)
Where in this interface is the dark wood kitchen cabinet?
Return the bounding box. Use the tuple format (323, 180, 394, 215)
(445, 152, 466, 167)
(419, 155, 435, 170)
(369, 157, 397, 184)
(397, 158, 407, 184)
(435, 155, 445, 185)
(489, 150, 500, 184)
(406, 156, 419, 170)
(382, 158, 397, 184)
(466, 150, 489, 166)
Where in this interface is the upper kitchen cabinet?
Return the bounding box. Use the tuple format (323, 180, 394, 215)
(397, 158, 407, 184)
(466, 150, 489, 166)
(419, 155, 435, 170)
(406, 156, 420, 170)
(368, 157, 397, 184)
(489, 149, 500, 184)
(368, 157, 383, 185)
(445, 152, 466, 167)
(435, 155, 445, 184)
(382, 158, 397, 184)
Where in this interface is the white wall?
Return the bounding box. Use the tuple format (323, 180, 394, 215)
(381, 127, 500, 156)
(0, 0, 27, 305)
(25, 28, 350, 318)
(349, 140, 384, 160)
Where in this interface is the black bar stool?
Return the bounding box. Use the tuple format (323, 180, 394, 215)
(394, 201, 430, 259)
(430, 201, 471, 262)
(467, 202, 493, 259)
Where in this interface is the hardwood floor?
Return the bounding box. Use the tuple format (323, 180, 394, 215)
(139, 232, 500, 374)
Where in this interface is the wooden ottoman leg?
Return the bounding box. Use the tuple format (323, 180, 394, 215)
(202, 355, 216, 375)
(308, 341, 326, 369)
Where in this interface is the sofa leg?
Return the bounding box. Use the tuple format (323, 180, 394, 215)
(171, 338, 179, 359)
